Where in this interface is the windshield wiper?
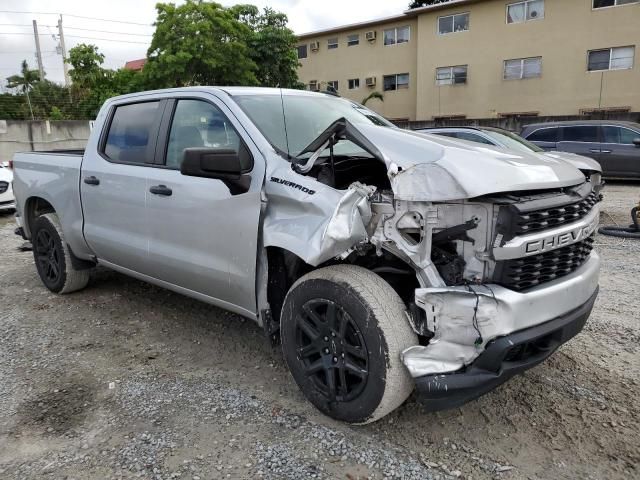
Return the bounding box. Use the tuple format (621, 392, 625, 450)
(292, 118, 384, 174)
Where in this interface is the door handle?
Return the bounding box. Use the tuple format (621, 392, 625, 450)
(589, 149, 601, 153)
(600, 150, 612, 154)
(149, 185, 172, 196)
(84, 176, 100, 185)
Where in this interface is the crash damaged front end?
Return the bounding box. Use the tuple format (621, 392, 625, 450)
(375, 178, 601, 410)
(262, 120, 601, 410)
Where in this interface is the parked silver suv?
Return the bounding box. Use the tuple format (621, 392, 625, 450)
(521, 120, 640, 179)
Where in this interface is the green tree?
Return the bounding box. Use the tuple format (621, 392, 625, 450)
(408, 0, 450, 8)
(67, 44, 110, 89)
(144, 1, 257, 88)
(6, 60, 40, 119)
(230, 5, 303, 88)
(67, 44, 144, 118)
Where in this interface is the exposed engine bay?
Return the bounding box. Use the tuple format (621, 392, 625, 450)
(262, 117, 601, 380)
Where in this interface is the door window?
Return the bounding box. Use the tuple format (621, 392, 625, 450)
(562, 126, 599, 142)
(526, 127, 559, 142)
(166, 100, 241, 169)
(104, 101, 161, 164)
(603, 126, 640, 144)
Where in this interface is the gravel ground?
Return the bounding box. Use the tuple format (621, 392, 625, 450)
(0, 183, 639, 480)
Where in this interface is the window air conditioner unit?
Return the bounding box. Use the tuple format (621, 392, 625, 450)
(310, 41, 320, 51)
(365, 31, 377, 42)
(365, 76, 376, 87)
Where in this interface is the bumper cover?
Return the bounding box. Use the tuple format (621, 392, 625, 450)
(414, 288, 598, 411)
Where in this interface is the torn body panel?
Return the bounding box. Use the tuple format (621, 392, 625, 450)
(402, 251, 600, 378)
(261, 155, 375, 266)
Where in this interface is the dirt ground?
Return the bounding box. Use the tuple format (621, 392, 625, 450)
(0, 183, 639, 480)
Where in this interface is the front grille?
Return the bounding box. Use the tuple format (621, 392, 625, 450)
(513, 191, 599, 235)
(493, 235, 595, 291)
(0, 181, 7, 194)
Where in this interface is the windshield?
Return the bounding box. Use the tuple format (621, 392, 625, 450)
(232, 93, 394, 158)
(483, 129, 545, 153)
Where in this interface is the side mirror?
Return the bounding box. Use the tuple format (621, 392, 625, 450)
(632, 138, 640, 147)
(180, 147, 253, 195)
(181, 148, 243, 179)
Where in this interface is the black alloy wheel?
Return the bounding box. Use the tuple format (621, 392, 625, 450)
(295, 298, 369, 403)
(34, 228, 61, 284)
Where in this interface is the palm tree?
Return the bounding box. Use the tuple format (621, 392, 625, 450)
(362, 91, 384, 106)
(6, 60, 41, 120)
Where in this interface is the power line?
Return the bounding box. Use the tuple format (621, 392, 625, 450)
(0, 24, 151, 36)
(0, 10, 154, 27)
(64, 26, 152, 37)
(65, 34, 149, 45)
(0, 31, 149, 44)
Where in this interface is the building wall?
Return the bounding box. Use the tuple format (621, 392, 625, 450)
(296, 0, 640, 121)
(0, 120, 91, 162)
(297, 18, 419, 121)
(415, 0, 640, 119)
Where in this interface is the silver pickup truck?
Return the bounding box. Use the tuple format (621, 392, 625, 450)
(12, 87, 601, 424)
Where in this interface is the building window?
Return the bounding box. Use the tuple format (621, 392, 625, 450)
(593, 0, 638, 8)
(383, 73, 410, 91)
(383, 26, 410, 46)
(327, 38, 338, 49)
(327, 80, 339, 91)
(436, 65, 468, 85)
(438, 13, 470, 34)
(297, 45, 307, 59)
(588, 46, 635, 71)
(504, 57, 542, 79)
(507, 0, 544, 23)
(348, 78, 360, 89)
(347, 34, 359, 46)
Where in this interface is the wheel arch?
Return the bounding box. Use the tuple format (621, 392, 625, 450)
(24, 196, 56, 238)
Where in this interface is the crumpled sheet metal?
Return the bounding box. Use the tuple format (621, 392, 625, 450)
(262, 160, 375, 266)
(390, 163, 469, 202)
(401, 252, 600, 377)
(402, 287, 502, 377)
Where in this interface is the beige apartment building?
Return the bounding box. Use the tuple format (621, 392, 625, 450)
(296, 0, 640, 121)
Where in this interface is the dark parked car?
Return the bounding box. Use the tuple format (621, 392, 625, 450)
(520, 120, 640, 179)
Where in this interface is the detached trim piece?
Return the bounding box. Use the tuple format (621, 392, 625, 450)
(413, 288, 598, 411)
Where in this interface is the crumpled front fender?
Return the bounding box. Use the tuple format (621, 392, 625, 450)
(262, 159, 375, 266)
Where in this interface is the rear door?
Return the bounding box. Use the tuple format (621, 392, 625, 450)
(144, 95, 265, 317)
(600, 125, 640, 178)
(81, 100, 165, 274)
(557, 125, 602, 161)
(523, 126, 560, 150)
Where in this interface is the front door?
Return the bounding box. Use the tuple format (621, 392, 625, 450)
(600, 125, 640, 178)
(145, 96, 265, 317)
(556, 125, 602, 162)
(81, 100, 164, 274)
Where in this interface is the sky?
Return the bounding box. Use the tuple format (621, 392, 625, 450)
(0, 0, 410, 86)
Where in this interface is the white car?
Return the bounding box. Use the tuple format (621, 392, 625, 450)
(0, 162, 15, 211)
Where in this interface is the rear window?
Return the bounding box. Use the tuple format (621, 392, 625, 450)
(562, 126, 599, 143)
(526, 127, 559, 143)
(104, 102, 160, 163)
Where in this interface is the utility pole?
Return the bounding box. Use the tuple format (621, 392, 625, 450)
(32, 20, 45, 81)
(57, 15, 70, 87)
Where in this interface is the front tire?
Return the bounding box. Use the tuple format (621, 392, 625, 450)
(280, 265, 418, 424)
(32, 213, 91, 294)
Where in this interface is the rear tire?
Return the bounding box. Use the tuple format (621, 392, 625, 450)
(280, 265, 418, 424)
(32, 213, 91, 294)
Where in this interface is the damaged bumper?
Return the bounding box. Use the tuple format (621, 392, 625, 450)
(402, 251, 600, 409)
(413, 288, 597, 411)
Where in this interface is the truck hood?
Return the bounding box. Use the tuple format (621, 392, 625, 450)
(355, 125, 586, 201)
(542, 151, 602, 173)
